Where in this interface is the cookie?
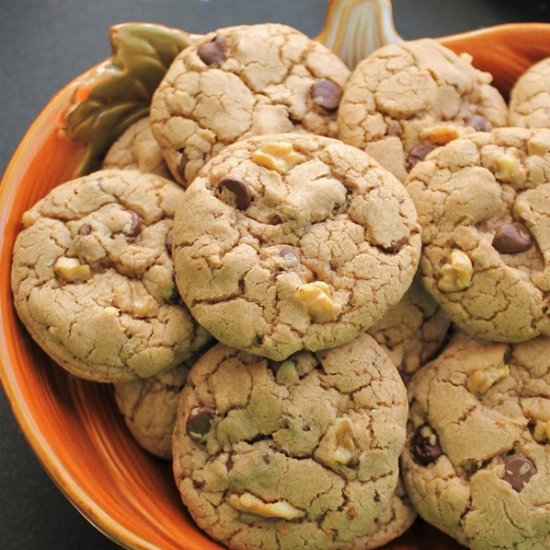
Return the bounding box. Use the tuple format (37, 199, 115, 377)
(368, 276, 451, 380)
(402, 333, 550, 550)
(172, 334, 408, 550)
(151, 23, 350, 186)
(338, 39, 508, 181)
(510, 57, 550, 129)
(114, 360, 191, 459)
(349, 481, 416, 550)
(11, 169, 210, 382)
(103, 117, 172, 180)
(173, 133, 421, 361)
(406, 127, 550, 342)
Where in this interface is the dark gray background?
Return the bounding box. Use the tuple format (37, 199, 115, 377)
(1, 1, 549, 548)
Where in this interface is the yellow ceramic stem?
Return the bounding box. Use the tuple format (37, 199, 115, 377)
(316, 0, 401, 69)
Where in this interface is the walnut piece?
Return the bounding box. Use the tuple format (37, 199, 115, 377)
(113, 281, 159, 317)
(295, 281, 342, 322)
(467, 364, 510, 394)
(252, 141, 305, 174)
(421, 125, 460, 145)
(495, 153, 521, 183)
(54, 257, 91, 283)
(437, 249, 473, 292)
(228, 492, 305, 520)
(332, 417, 356, 465)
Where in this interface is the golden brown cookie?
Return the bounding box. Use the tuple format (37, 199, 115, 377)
(338, 39, 508, 181)
(172, 334, 408, 550)
(402, 333, 550, 550)
(11, 169, 210, 382)
(368, 276, 450, 380)
(151, 23, 350, 186)
(406, 127, 550, 342)
(510, 57, 550, 129)
(103, 117, 172, 180)
(114, 359, 191, 459)
(348, 480, 416, 550)
(173, 133, 421, 360)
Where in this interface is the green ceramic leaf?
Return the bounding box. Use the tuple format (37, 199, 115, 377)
(64, 22, 191, 174)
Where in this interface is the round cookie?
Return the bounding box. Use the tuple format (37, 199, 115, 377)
(172, 334, 408, 550)
(368, 275, 451, 380)
(510, 57, 550, 129)
(11, 169, 210, 383)
(406, 127, 550, 342)
(338, 39, 508, 181)
(114, 359, 192, 459)
(402, 333, 550, 550)
(173, 133, 421, 361)
(349, 481, 416, 550)
(151, 23, 350, 186)
(103, 117, 173, 180)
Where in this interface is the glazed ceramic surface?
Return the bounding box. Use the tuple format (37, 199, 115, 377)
(2, 1, 550, 548)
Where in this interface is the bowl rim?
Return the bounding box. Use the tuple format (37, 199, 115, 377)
(2, 19, 550, 550)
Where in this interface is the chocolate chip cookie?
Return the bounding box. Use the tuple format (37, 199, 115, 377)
(173, 133, 421, 360)
(151, 23, 350, 186)
(406, 127, 550, 342)
(11, 169, 210, 382)
(510, 57, 550, 129)
(368, 276, 451, 380)
(172, 334, 408, 550)
(338, 39, 508, 181)
(402, 333, 550, 550)
(114, 359, 192, 459)
(103, 117, 172, 180)
(350, 480, 416, 550)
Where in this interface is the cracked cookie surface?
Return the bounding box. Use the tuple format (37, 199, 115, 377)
(150, 23, 350, 186)
(347, 479, 416, 550)
(114, 357, 194, 459)
(406, 127, 550, 342)
(510, 57, 550, 129)
(368, 275, 451, 380)
(172, 334, 408, 550)
(103, 117, 172, 180)
(173, 133, 421, 361)
(11, 169, 210, 382)
(402, 332, 550, 550)
(338, 39, 508, 181)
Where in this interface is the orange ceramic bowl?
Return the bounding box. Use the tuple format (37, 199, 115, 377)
(2, 3, 550, 549)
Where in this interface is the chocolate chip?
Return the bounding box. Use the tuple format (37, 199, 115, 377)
(177, 151, 188, 181)
(198, 36, 227, 67)
(492, 224, 532, 254)
(78, 223, 92, 236)
(311, 79, 343, 112)
(466, 114, 492, 132)
(216, 178, 252, 210)
(384, 240, 404, 254)
(412, 426, 442, 465)
(192, 479, 205, 490)
(165, 229, 173, 256)
(126, 211, 141, 237)
(406, 145, 436, 171)
(186, 406, 216, 440)
(503, 454, 537, 492)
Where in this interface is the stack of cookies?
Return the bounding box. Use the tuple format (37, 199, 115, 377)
(11, 22, 550, 550)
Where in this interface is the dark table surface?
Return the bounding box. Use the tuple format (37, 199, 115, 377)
(1, 1, 549, 548)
